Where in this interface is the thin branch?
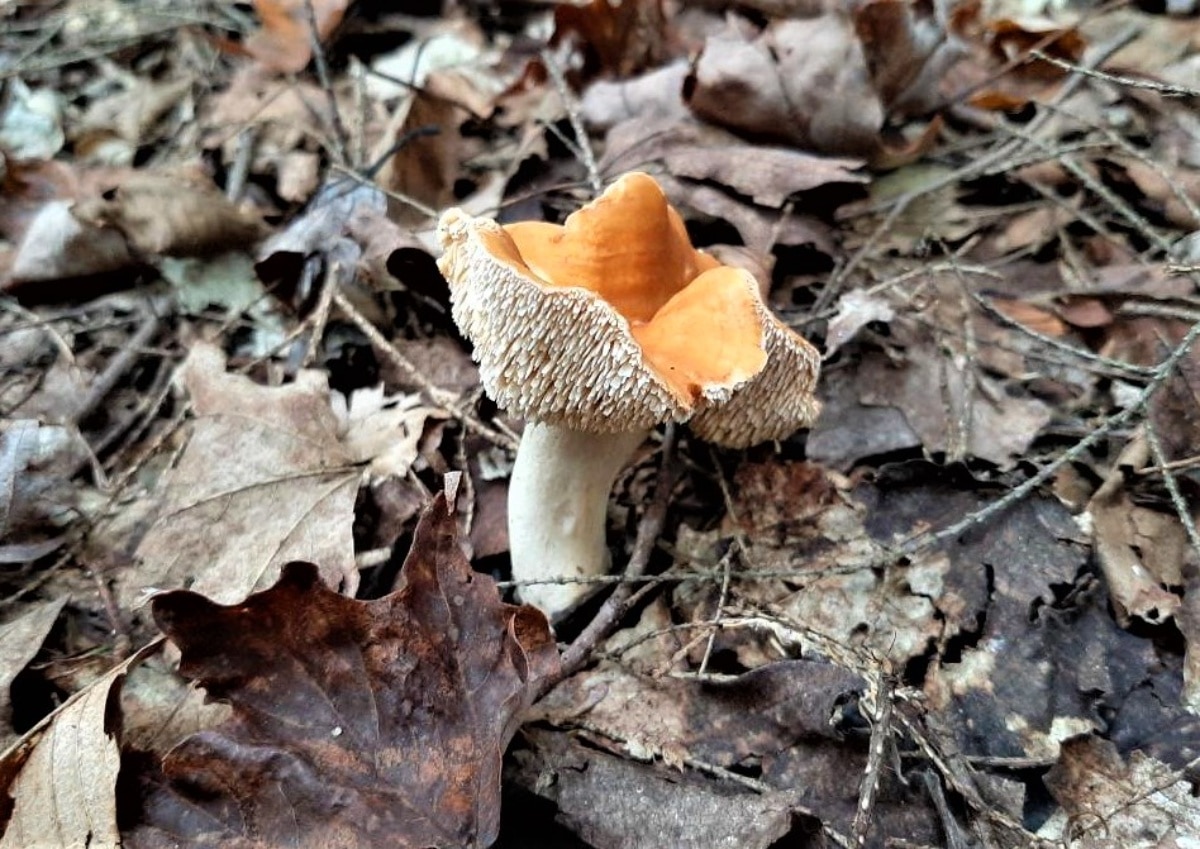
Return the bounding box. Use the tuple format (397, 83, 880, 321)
(893, 318, 1200, 561)
(303, 0, 349, 166)
(331, 289, 518, 450)
(540, 47, 602, 197)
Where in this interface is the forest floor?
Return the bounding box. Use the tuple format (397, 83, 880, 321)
(2, 0, 1200, 846)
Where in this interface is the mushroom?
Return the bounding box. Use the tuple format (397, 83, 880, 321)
(437, 172, 820, 618)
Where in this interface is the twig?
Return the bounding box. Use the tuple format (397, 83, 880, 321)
(328, 161, 439, 219)
(1029, 49, 1200, 97)
(540, 47, 602, 197)
(331, 289, 518, 450)
(892, 318, 1200, 562)
(72, 305, 161, 425)
(969, 289, 1153, 380)
(853, 675, 895, 847)
(303, 0, 349, 166)
(225, 127, 258, 203)
(0, 298, 76, 366)
(1143, 415, 1200, 561)
(301, 261, 339, 368)
(543, 425, 679, 693)
(820, 24, 1140, 312)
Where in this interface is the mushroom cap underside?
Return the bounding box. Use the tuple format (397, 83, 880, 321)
(436, 173, 821, 445)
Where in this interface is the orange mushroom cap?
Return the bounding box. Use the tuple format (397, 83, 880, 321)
(436, 172, 820, 446)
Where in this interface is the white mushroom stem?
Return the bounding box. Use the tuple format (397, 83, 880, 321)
(508, 422, 649, 619)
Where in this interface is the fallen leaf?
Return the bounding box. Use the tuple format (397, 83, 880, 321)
(337, 384, 443, 480)
(989, 296, 1067, 337)
(0, 158, 80, 244)
(826, 289, 896, 356)
(554, 0, 669, 78)
(857, 343, 1053, 468)
(654, 172, 836, 256)
(1086, 434, 1184, 627)
(73, 169, 266, 258)
(0, 598, 67, 747)
(686, 8, 962, 163)
(5, 199, 135, 286)
(256, 179, 436, 309)
(126, 342, 360, 608)
(512, 729, 810, 849)
(125, 493, 558, 849)
(73, 77, 193, 166)
(1120, 158, 1200, 230)
(1041, 736, 1200, 847)
(531, 661, 940, 845)
(0, 80, 64, 161)
(581, 60, 690, 131)
(0, 649, 150, 848)
(0, 420, 89, 560)
(367, 18, 500, 110)
(243, 0, 348, 75)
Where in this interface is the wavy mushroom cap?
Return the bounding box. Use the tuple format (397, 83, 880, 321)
(437, 172, 820, 446)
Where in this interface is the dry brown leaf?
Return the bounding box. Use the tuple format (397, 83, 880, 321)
(243, 0, 348, 75)
(671, 462, 955, 667)
(125, 493, 558, 849)
(553, 0, 669, 78)
(0, 598, 67, 747)
(825, 289, 896, 356)
(1087, 434, 1184, 627)
(512, 729, 812, 849)
(201, 66, 329, 187)
(662, 143, 864, 208)
(73, 78, 193, 165)
(1042, 736, 1200, 847)
(686, 6, 962, 163)
(654, 172, 836, 256)
(125, 342, 360, 609)
(0, 420, 89, 560)
(989, 297, 1068, 337)
(581, 60, 690, 131)
(854, 326, 1053, 468)
(6, 200, 135, 286)
(337, 385, 443, 480)
(530, 659, 942, 844)
(1120, 158, 1200, 231)
(0, 158, 80, 244)
(379, 82, 483, 227)
(73, 170, 266, 258)
(0, 649, 150, 849)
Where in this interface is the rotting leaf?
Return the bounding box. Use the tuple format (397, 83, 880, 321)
(126, 342, 360, 609)
(1041, 736, 1200, 847)
(125, 492, 558, 849)
(511, 729, 809, 849)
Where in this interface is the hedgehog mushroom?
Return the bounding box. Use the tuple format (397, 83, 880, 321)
(437, 172, 820, 619)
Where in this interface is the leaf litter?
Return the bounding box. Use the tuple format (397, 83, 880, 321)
(1, 0, 1200, 847)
